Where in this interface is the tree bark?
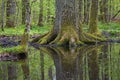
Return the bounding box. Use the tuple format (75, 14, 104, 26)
(79, 0, 83, 22)
(22, 0, 27, 24)
(6, 0, 16, 27)
(47, 0, 51, 23)
(33, 0, 105, 45)
(100, 0, 109, 23)
(38, 0, 43, 26)
(83, 0, 91, 24)
(89, 0, 99, 34)
(21, 0, 31, 52)
(1, 0, 5, 31)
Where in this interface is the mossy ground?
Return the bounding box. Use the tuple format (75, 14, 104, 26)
(0, 46, 23, 54)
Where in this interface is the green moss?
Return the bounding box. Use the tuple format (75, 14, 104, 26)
(0, 46, 24, 54)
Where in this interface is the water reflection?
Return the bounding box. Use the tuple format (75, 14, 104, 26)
(0, 43, 120, 80)
(41, 46, 101, 80)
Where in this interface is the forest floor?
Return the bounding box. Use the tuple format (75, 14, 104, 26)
(0, 22, 120, 48)
(0, 22, 120, 60)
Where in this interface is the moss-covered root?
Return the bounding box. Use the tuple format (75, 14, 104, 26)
(49, 26, 83, 46)
(32, 32, 49, 43)
(32, 25, 106, 46)
(79, 32, 106, 43)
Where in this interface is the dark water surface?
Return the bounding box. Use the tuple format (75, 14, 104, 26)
(0, 43, 120, 80)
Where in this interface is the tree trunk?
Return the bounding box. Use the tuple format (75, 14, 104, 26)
(33, 0, 105, 46)
(83, 0, 91, 24)
(47, 0, 51, 24)
(38, 0, 43, 26)
(89, 0, 99, 34)
(22, 0, 27, 24)
(6, 0, 16, 27)
(100, 0, 109, 23)
(79, 0, 83, 22)
(21, 0, 31, 52)
(1, 0, 5, 31)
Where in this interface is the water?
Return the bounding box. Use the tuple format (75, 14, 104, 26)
(0, 43, 120, 80)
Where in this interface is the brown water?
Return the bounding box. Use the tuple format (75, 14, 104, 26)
(0, 43, 120, 80)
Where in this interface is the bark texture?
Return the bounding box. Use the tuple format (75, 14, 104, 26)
(6, 0, 16, 27)
(33, 0, 105, 46)
(38, 0, 43, 26)
(89, 0, 99, 34)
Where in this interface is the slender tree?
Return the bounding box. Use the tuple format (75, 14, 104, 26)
(21, 0, 31, 52)
(83, 0, 91, 24)
(1, 0, 5, 31)
(38, 0, 43, 26)
(100, 0, 109, 23)
(47, 0, 51, 23)
(79, 0, 83, 22)
(22, 0, 27, 24)
(6, 0, 16, 27)
(89, 0, 100, 35)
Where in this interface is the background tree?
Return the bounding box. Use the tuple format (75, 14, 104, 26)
(100, 0, 109, 23)
(79, 0, 83, 22)
(89, 0, 99, 35)
(6, 0, 16, 27)
(22, 0, 27, 24)
(83, 0, 91, 24)
(1, 0, 5, 31)
(38, 0, 43, 26)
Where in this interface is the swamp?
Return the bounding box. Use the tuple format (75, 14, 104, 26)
(0, 0, 120, 80)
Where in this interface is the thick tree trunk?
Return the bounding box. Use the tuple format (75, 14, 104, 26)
(6, 0, 16, 27)
(33, 0, 105, 46)
(38, 0, 43, 26)
(89, 0, 99, 34)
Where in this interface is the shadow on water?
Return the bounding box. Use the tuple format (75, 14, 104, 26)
(0, 43, 120, 80)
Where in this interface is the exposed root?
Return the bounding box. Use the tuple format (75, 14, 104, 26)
(32, 32, 49, 43)
(32, 25, 106, 46)
(79, 32, 106, 43)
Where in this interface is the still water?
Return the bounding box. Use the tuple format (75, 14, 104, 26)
(0, 43, 120, 80)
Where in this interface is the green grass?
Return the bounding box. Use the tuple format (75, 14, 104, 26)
(0, 25, 52, 36)
(99, 22, 120, 32)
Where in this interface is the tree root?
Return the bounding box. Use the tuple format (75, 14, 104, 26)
(32, 26, 106, 46)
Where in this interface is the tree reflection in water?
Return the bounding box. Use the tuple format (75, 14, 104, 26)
(40, 45, 101, 80)
(0, 43, 120, 80)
